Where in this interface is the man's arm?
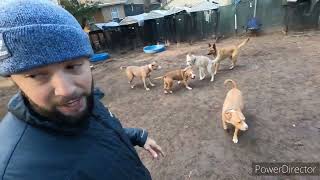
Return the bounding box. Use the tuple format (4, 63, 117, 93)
(123, 128, 165, 159)
(123, 128, 148, 147)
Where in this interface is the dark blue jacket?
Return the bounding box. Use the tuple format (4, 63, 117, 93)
(0, 89, 152, 180)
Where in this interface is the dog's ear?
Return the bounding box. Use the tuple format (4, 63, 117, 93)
(225, 110, 235, 120)
(208, 43, 211, 47)
(239, 112, 245, 121)
(183, 66, 191, 72)
(224, 111, 232, 120)
(213, 43, 216, 49)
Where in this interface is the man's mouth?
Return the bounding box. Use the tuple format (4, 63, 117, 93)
(57, 97, 86, 115)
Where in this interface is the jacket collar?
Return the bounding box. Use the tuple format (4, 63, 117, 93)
(7, 89, 105, 135)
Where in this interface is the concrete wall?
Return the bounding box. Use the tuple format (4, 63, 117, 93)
(100, 4, 126, 22)
(93, 10, 106, 23)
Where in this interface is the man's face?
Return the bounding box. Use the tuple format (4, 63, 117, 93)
(10, 57, 93, 124)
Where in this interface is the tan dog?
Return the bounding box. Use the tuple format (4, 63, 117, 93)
(208, 38, 249, 74)
(222, 79, 248, 143)
(154, 67, 195, 94)
(120, 62, 161, 91)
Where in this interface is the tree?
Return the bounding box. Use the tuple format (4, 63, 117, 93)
(60, 0, 99, 26)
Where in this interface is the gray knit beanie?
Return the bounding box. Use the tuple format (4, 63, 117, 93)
(0, 0, 94, 76)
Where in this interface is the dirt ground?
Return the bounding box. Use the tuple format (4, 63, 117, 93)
(1, 31, 320, 180)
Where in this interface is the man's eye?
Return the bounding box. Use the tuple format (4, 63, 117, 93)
(25, 73, 48, 80)
(66, 64, 82, 70)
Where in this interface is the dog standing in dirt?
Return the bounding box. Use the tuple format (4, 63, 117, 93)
(222, 79, 248, 143)
(154, 66, 196, 94)
(208, 38, 249, 75)
(186, 54, 216, 82)
(120, 62, 161, 91)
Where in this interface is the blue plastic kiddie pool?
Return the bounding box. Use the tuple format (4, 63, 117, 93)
(143, 45, 166, 54)
(90, 53, 110, 62)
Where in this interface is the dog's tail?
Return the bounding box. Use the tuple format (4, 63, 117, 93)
(120, 66, 127, 70)
(224, 79, 237, 89)
(154, 76, 164, 80)
(237, 38, 250, 49)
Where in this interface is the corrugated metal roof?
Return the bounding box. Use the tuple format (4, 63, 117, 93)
(119, 13, 146, 25)
(126, 0, 144, 4)
(166, 0, 218, 8)
(164, 0, 219, 12)
(95, 22, 120, 29)
(119, 1, 219, 26)
(188, 1, 219, 12)
(126, 0, 161, 5)
(119, 8, 185, 26)
(98, 0, 127, 7)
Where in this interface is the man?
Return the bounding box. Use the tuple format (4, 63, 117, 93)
(0, 0, 164, 179)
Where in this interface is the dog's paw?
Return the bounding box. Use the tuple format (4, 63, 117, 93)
(169, 91, 173, 94)
(150, 83, 155, 87)
(146, 88, 150, 91)
(232, 137, 238, 144)
(229, 66, 234, 70)
(164, 91, 168, 94)
(131, 86, 135, 89)
(210, 78, 215, 82)
(187, 86, 192, 90)
(177, 81, 181, 84)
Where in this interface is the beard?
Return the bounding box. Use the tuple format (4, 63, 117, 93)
(21, 84, 94, 126)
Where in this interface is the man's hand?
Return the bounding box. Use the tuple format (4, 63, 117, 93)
(143, 137, 164, 159)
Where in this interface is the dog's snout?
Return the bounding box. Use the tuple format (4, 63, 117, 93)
(243, 123, 248, 131)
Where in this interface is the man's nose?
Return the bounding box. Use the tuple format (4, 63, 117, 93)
(51, 72, 76, 97)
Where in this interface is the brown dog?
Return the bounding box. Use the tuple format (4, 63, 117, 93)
(154, 67, 195, 94)
(222, 79, 248, 143)
(120, 62, 161, 91)
(208, 38, 249, 74)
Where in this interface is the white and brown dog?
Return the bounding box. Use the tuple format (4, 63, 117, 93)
(186, 54, 216, 82)
(120, 62, 161, 91)
(154, 66, 196, 94)
(222, 79, 248, 143)
(208, 38, 249, 74)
